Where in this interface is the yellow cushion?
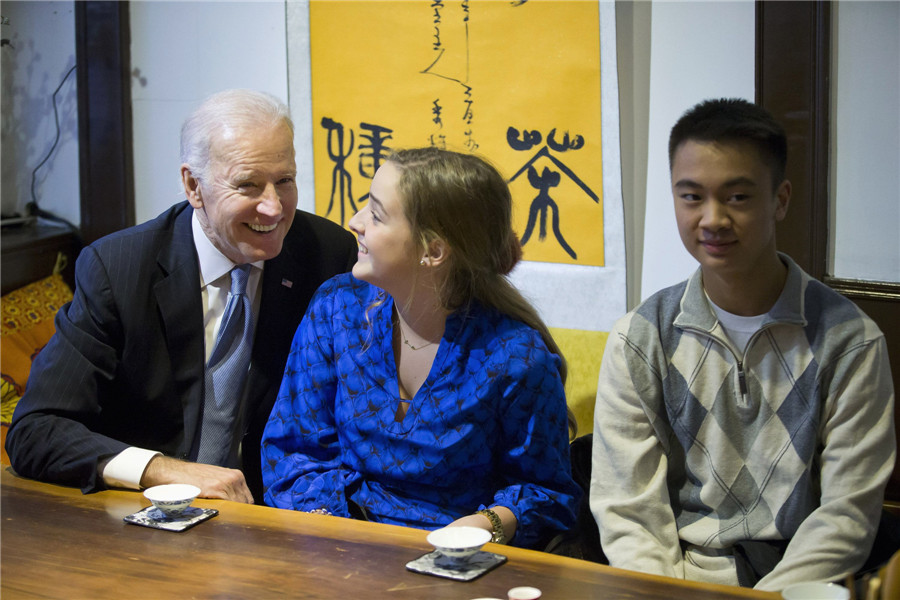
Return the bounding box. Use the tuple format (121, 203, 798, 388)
(1, 273, 73, 424)
(550, 327, 608, 438)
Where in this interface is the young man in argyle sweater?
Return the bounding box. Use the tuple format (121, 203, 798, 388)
(590, 98, 895, 592)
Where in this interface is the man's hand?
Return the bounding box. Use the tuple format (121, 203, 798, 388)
(140, 456, 253, 504)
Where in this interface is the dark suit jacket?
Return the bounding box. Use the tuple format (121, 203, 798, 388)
(5, 201, 357, 501)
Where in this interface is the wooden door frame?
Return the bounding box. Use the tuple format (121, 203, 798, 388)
(756, 0, 900, 502)
(75, 1, 134, 244)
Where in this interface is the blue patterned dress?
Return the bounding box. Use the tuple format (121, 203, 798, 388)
(261, 273, 579, 549)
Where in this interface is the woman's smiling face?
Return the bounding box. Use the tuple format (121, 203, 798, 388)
(348, 162, 420, 295)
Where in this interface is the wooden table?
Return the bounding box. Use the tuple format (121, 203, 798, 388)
(1, 469, 778, 599)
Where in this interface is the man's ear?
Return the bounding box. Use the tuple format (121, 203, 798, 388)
(181, 165, 203, 208)
(774, 179, 791, 221)
(422, 238, 450, 268)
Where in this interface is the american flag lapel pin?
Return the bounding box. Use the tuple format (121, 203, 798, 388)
(281, 278, 293, 289)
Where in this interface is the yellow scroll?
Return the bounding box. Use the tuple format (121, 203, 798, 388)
(310, 0, 604, 266)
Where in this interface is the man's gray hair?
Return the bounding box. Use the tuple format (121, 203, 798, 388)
(180, 89, 293, 181)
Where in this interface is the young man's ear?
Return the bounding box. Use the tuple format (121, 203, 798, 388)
(181, 165, 203, 208)
(421, 238, 450, 268)
(774, 179, 791, 221)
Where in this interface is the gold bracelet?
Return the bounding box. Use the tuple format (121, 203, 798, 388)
(477, 508, 505, 544)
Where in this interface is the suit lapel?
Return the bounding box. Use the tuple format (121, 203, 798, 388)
(244, 230, 306, 419)
(238, 223, 316, 498)
(154, 206, 205, 458)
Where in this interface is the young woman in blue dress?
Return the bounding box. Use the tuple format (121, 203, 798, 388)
(261, 147, 579, 549)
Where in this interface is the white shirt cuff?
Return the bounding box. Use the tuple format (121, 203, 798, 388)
(101, 447, 162, 490)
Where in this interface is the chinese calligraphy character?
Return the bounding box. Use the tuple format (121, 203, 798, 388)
(421, 0, 477, 150)
(507, 126, 597, 259)
(432, 99, 444, 127)
(320, 117, 396, 224)
(357, 122, 393, 180)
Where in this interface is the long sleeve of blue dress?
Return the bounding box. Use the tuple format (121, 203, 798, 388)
(261, 274, 579, 549)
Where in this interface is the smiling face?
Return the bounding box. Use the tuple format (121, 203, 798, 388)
(672, 139, 790, 286)
(347, 162, 419, 295)
(183, 122, 297, 264)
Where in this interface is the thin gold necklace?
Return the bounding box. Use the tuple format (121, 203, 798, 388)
(401, 333, 436, 351)
(396, 314, 437, 351)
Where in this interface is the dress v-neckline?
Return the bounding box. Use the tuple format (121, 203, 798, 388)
(381, 298, 453, 431)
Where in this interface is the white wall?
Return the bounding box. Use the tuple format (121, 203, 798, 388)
(831, 1, 900, 283)
(0, 1, 79, 226)
(638, 1, 756, 302)
(129, 0, 289, 224)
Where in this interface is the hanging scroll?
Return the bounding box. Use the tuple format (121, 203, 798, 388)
(288, 0, 625, 435)
(308, 0, 604, 266)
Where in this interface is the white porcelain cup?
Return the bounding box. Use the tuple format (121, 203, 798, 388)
(781, 582, 850, 600)
(507, 587, 542, 600)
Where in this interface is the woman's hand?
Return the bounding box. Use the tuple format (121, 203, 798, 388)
(447, 506, 518, 544)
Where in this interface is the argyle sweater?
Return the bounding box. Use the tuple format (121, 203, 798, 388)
(590, 254, 895, 591)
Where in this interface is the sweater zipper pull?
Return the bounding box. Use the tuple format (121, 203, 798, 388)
(737, 361, 748, 402)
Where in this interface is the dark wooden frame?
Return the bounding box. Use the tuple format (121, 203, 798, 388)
(75, 1, 134, 244)
(756, 0, 900, 502)
(756, 0, 830, 279)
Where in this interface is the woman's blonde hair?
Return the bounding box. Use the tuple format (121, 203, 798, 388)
(387, 147, 568, 386)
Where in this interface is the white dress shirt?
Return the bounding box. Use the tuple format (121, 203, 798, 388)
(101, 211, 263, 489)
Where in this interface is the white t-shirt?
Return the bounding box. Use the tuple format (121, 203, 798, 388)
(707, 296, 766, 356)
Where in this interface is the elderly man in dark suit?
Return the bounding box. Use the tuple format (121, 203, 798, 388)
(6, 89, 357, 503)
